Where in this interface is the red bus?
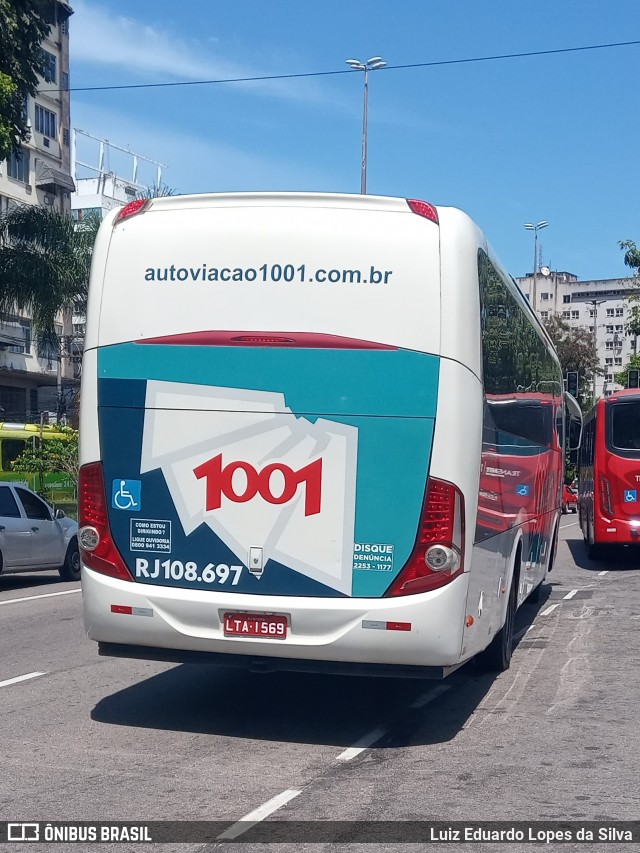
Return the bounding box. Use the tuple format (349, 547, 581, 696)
(579, 389, 640, 557)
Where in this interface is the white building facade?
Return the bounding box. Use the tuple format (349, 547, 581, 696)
(516, 271, 638, 400)
(0, 0, 76, 422)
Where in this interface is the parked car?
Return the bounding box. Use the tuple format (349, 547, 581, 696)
(0, 482, 79, 581)
(562, 484, 578, 514)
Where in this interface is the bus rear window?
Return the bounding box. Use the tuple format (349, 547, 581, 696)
(609, 401, 640, 454)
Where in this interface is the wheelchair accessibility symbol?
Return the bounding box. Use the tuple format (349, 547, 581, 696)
(112, 479, 141, 511)
(624, 489, 637, 503)
(515, 484, 530, 497)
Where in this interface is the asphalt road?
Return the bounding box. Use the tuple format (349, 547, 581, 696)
(1, 520, 639, 853)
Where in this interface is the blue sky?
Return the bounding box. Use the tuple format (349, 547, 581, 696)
(67, 0, 640, 281)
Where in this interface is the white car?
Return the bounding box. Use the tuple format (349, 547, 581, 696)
(0, 482, 79, 581)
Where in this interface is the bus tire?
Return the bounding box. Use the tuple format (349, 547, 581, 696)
(59, 539, 81, 582)
(586, 520, 605, 560)
(479, 555, 519, 672)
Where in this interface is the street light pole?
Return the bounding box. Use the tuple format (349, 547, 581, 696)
(588, 298, 606, 402)
(346, 56, 386, 194)
(524, 220, 548, 314)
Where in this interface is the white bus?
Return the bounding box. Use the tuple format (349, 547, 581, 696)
(79, 192, 580, 678)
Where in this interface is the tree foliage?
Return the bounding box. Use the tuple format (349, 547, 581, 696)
(0, 0, 50, 161)
(543, 314, 602, 402)
(0, 205, 97, 341)
(619, 240, 640, 339)
(614, 353, 640, 388)
(11, 424, 79, 483)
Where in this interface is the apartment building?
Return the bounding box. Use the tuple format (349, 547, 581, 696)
(0, 0, 76, 422)
(516, 270, 638, 399)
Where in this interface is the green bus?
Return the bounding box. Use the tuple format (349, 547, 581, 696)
(0, 422, 76, 506)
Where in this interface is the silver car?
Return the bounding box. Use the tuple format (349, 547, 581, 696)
(0, 482, 79, 581)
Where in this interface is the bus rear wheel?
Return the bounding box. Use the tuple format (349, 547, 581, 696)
(479, 566, 518, 672)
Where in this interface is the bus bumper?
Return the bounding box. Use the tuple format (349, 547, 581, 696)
(82, 566, 469, 671)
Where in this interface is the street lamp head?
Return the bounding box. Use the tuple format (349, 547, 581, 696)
(367, 56, 383, 64)
(369, 61, 387, 70)
(346, 59, 365, 69)
(524, 220, 549, 231)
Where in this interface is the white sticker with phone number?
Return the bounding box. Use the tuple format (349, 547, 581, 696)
(135, 558, 243, 584)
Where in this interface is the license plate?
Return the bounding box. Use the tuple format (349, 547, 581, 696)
(223, 613, 288, 639)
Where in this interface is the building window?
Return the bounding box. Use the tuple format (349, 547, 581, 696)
(589, 309, 595, 317)
(615, 357, 623, 365)
(562, 295, 571, 303)
(589, 325, 595, 332)
(605, 358, 613, 365)
(540, 311, 549, 320)
(616, 307, 624, 317)
(605, 341, 614, 350)
(540, 292, 550, 300)
(605, 374, 613, 382)
(571, 310, 579, 319)
(41, 49, 57, 84)
(562, 311, 570, 319)
(35, 104, 57, 139)
(606, 308, 614, 317)
(7, 147, 29, 182)
(615, 324, 623, 333)
(606, 325, 614, 334)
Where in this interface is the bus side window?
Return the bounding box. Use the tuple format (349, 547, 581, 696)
(1, 439, 27, 473)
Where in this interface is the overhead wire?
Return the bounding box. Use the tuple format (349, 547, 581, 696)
(38, 38, 640, 95)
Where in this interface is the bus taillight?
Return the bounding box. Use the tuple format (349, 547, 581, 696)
(386, 477, 465, 596)
(78, 462, 132, 582)
(599, 475, 613, 517)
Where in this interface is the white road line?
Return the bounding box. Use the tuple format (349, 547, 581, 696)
(336, 726, 387, 762)
(563, 589, 579, 600)
(408, 683, 450, 709)
(540, 603, 560, 616)
(598, 570, 609, 576)
(0, 671, 45, 688)
(560, 521, 579, 529)
(514, 624, 536, 641)
(0, 589, 81, 607)
(217, 789, 302, 840)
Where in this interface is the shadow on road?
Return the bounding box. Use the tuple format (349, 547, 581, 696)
(91, 597, 544, 748)
(0, 571, 71, 592)
(566, 536, 640, 572)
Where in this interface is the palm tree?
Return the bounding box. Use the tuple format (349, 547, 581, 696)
(0, 204, 96, 345)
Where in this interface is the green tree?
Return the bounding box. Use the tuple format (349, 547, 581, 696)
(0, 205, 97, 340)
(614, 353, 640, 388)
(543, 314, 602, 406)
(619, 240, 640, 340)
(0, 0, 50, 161)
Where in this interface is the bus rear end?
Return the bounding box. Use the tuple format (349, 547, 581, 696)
(79, 193, 480, 677)
(593, 391, 640, 548)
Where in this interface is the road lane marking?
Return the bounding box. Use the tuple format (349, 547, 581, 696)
(336, 726, 387, 762)
(217, 789, 302, 840)
(560, 522, 579, 529)
(514, 624, 536, 641)
(563, 589, 579, 599)
(540, 603, 560, 616)
(0, 671, 45, 688)
(598, 571, 609, 576)
(0, 589, 81, 607)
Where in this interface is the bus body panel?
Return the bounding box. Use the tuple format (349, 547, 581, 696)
(83, 566, 469, 667)
(96, 344, 439, 599)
